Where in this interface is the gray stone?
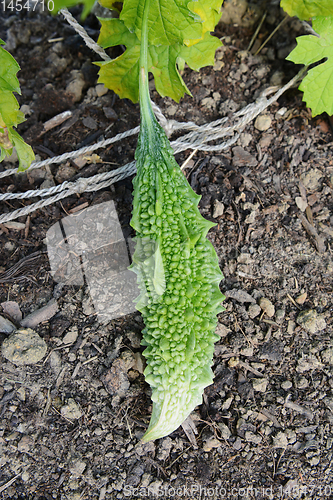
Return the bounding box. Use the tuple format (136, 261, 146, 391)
(300, 168, 323, 191)
(61, 399, 83, 420)
(1, 328, 47, 365)
(225, 289, 256, 304)
(245, 431, 262, 444)
(1, 301, 22, 322)
(232, 146, 257, 167)
(62, 327, 78, 345)
(281, 380, 293, 390)
(252, 378, 268, 393)
(273, 431, 288, 448)
(248, 304, 261, 319)
(82, 117, 97, 130)
(212, 200, 224, 218)
(321, 347, 333, 365)
(0, 315, 16, 334)
(21, 299, 59, 328)
(218, 422, 231, 440)
(297, 309, 326, 334)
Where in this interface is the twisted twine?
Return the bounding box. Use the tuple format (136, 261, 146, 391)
(0, 8, 305, 224)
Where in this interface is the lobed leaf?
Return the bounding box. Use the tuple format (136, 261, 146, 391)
(281, 0, 333, 20)
(287, 16, 333, 116)
(97, 15, 222, 102)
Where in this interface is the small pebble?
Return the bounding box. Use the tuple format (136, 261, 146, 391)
(62, 327, 78, 345)
(245, 431, 262, 444)
(321, 347, 333, 365)
(273, 431, 288, 448)
(297, 309, 326, 334)
(275, 309, 285, 324)
(296, 292, 307, 305)
(95, 83, 108, 97)
(203, 436, 221, 452)
(61, 399, 82, 420)
(300, 168, 323, 191)
(281, 380, 293, 390)
(218, 422, 231, 440)
(258, 297, 275, 318)
(295, 197, 307, 212)
(21, 299, 59, 328)
(254, 114, 272, 131)
(212, 199, 224, 218)
(252, 378, 268, 393)
(248, 304, 261, 319)
(1, 301, 22, 322)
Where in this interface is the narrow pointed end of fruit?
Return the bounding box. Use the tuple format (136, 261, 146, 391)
(141, 373, 213, 442)
(141, 397, 195, 443)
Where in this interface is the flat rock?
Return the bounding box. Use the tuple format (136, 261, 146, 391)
(225, 289, 256, 303)
(21, 299, 59, 328)
(1, 328, 47, 365)
(232, 146, 257, 167)
(0, 315, 16, 333)
(296, 309, 327, 334)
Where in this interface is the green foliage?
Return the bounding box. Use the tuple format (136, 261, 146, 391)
(281, 0, 333, 20)
(287, 16, 333, 116)
(0, 39, 34, 171)
(50, 0, 95, 19)
(96, 0, 223, 102)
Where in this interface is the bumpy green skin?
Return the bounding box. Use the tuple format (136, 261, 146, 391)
(130, 117, 225, 442)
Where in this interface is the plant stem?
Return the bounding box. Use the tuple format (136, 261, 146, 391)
(139, 0, 155, 138)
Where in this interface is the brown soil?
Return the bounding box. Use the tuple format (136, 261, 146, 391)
(0, 5, 332, 500)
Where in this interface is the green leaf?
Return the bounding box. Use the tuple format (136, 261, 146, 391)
(8, 128, 35, 172)
(180, 32, 222, 71)
(97, 17, 138, 48)
(287, 16, 333, 116)
(50, 0, 95, 19)
(0, 90, 22, 128)
(96, 46, 141, 101)
(0, 43, 34, 170)
(121, 0, 204, 46)
(97, 10, 222, 102)
(148, 45, 191, 102)
(281, 0, 333, 20)
(0, 45, 21, 94)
